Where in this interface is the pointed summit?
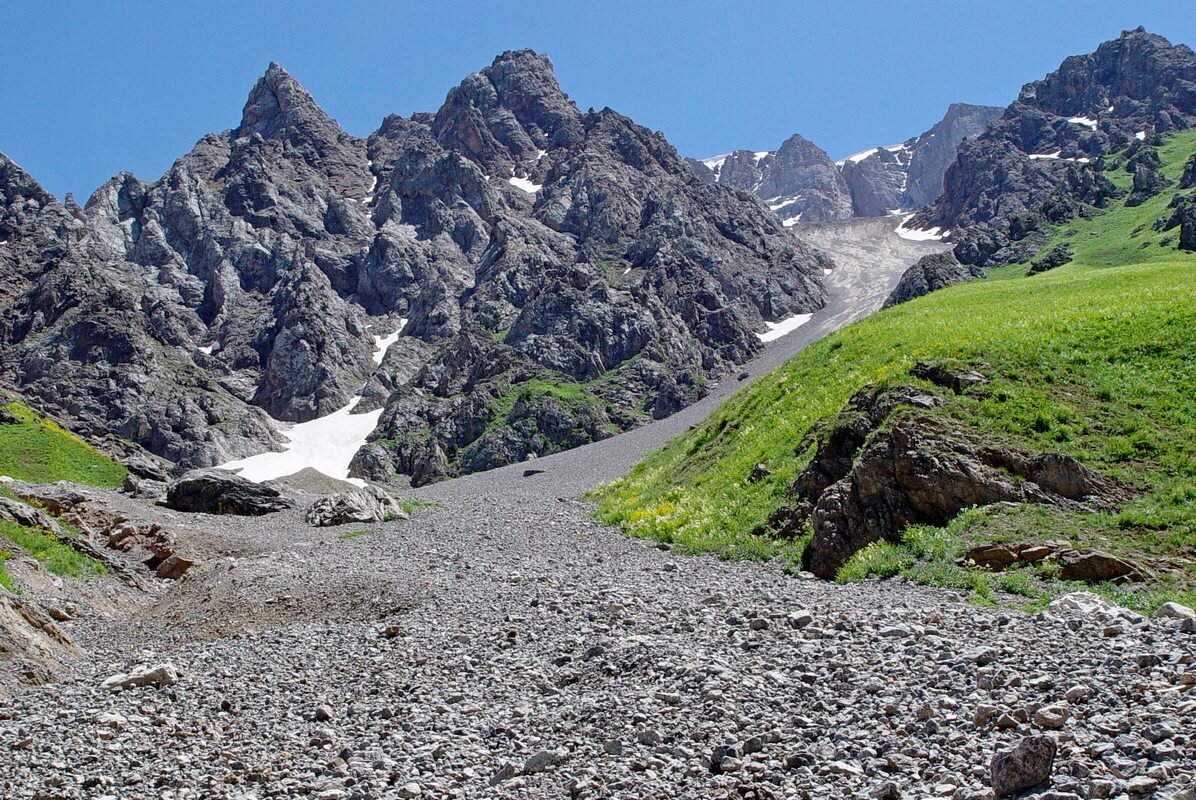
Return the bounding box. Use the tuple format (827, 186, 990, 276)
(431, 49, 584, 174)
(236, 61, 335, 140)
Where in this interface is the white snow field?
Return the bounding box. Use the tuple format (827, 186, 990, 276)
(895, 214, 948, 241)
(219, 320, 407, 486)
(508, 176, 542, 193)
(757, 312, 814, 343)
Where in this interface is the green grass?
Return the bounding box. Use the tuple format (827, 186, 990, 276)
(591, 131, 1196, 606)
(0, 549, 14, 593)
(0, 519, 105, 580)
(398, 498, 441, 515)
(0, 399, 127, 487)
(835, 507, 1196, 614)
(337, 529, 382, 540)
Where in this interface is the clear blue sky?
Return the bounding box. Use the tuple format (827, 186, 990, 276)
(4, 1, 1195, 201)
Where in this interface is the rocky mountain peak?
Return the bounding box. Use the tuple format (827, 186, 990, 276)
(1018, 27, 1196, 125)
(236, 61, 338, 141)
(431, 49, 584, 175)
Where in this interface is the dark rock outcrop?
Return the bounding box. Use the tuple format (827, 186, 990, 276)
(164, 469, 293, 516)
(1155, 192, 1196, 251)
(1026, 243, 1074, 275)
(772, 382, 1129, 579)
(912, 28, 1196, 280)
(0, 51, 830, 485)
(883, 252, 986, 308)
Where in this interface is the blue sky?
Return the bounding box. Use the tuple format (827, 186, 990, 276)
(4, 1, 1195, 201)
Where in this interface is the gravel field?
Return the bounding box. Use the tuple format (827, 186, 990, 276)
(4, 221, 1192, 799)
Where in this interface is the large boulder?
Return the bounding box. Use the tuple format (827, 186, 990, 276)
(772, 383, 1130, 579)
(305, 485, 408, 527)
(991, 736, 1056, 798)
(164, 469, 293, 516)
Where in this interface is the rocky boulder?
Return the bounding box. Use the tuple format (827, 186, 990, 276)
(164, 469, 293, 516)
(991, 735, 1056, 797)
(1026, 243, 1074, 276)
(883, 252, 986, 308)
(1156, 192, 1196, 251)
(772, 383, 1130, 578)
(305, 485, 408, 527)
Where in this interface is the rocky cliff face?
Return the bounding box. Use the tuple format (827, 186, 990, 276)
(840, 103, 1004, 216)
(689, 134, 854, 224)
(0, 51, 829, 485)
(909, 28, 1196, 277)
(690, 103, 1001, 223)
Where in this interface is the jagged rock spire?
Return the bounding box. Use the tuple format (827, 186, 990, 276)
(236, 62, 337, 140)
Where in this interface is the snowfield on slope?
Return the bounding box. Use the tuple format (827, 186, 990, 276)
(219, 321, 406, 486)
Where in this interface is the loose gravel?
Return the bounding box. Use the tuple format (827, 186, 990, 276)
(4, 222, 1192, 799)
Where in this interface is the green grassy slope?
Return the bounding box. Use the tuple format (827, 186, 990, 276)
(0, 398, 127, 488)
(592, 131, 1196, 609)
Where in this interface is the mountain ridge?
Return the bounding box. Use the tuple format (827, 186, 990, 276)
(0, 50, 830, 486)
(688, 102, 1003, 223)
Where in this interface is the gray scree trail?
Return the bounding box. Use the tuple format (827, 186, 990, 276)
(4, 220, 1193, 800)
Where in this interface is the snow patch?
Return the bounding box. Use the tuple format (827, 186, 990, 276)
(219, 399, 382, 488)
(535, 149, 548, 161)
(753, 151, 770, 163)
(782, 213, 803, 227)
(895, 215, 948, 241)
(219, 318, 410, 487)
(1135, 131, 1147, 141)
(757, 313, 814, 343)
(508, 176, 542, 194)
(1067, 116, 1098, 130)
(844, 147, 879, 164)
(197, 343, 215, 355)
(823, 268, 833, 276)
(1029, 151, 1062, 160)
(701, 154, 730, 172)
(769, 198, 799, 212)
(622, 267, 631, 275)
(372, 319, 407, 365)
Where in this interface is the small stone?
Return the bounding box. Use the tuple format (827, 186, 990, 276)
(991, 735, 1056, 798)
(603, 739, 623, 756)
(490, 762, 517, 785)
(788, 610, 814, 629)
(523, 749, 565, 774)
(749, 618, 769, 631)
(1064, 685, 1090, 704)
(1156, 601, 1196, 620)
(314, 704, 334, 722)
(1033, 705, 1068, 729)
(1126, 776, 1159, 794)
(47, 606, 72, 622)
(871, 782, 901, 800)
(973, 704, 999, 727)
(397, 783, 421, 799)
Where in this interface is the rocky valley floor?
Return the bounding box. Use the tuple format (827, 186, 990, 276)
(1, 220, 1193, 799)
